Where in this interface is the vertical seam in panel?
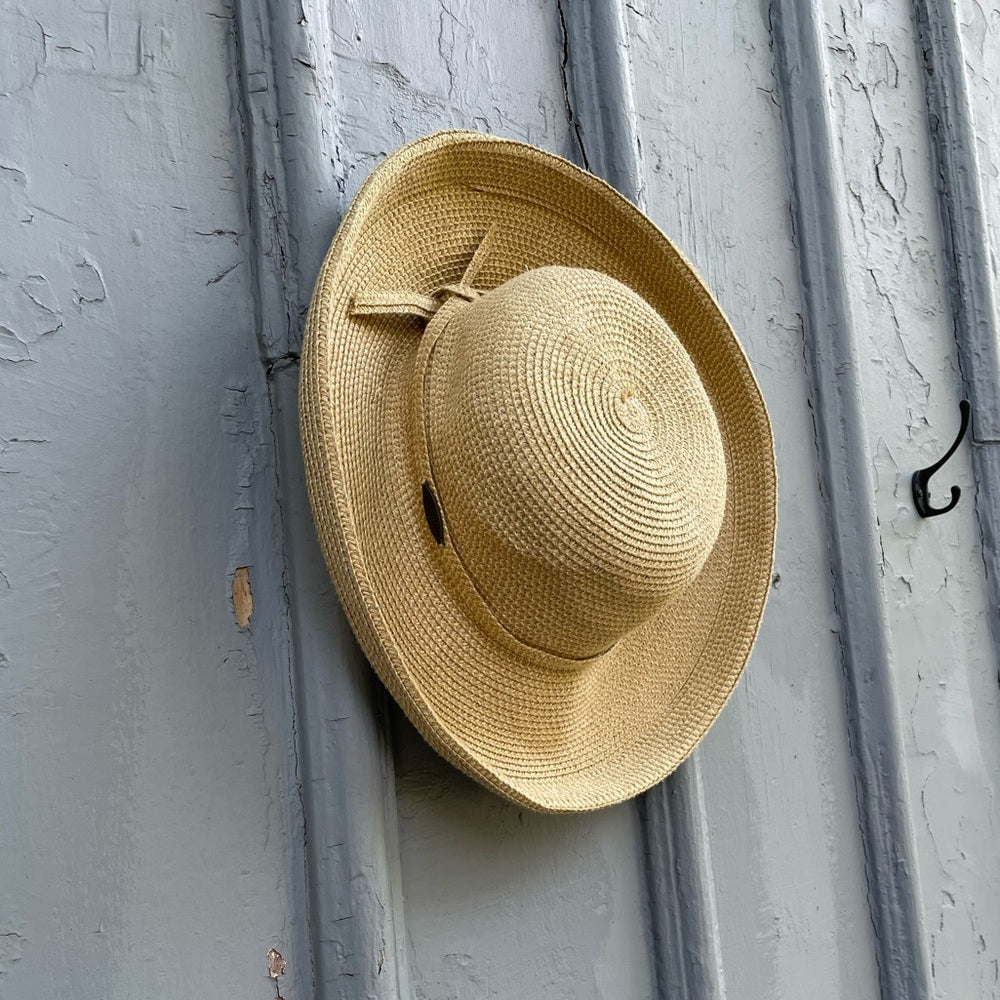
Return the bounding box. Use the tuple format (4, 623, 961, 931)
(558, 0, 644, 201)
(911, 0, 1000, 663)
(228, 2, 412, 998)
(230, 0, 299, 362)
(226, 2, 315, 998)
(768, 2, 933, 997)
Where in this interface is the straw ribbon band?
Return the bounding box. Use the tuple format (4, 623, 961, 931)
(348, 228, 618, 665)
(349, 226, 499, 548)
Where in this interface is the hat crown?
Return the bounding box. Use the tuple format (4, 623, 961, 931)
(427, 266, 728, 660)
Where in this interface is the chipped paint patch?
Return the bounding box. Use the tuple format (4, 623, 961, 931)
(20, 275, 59, 314)
(0, 325, 31, 363)
(0, 931, 24, 974)
(73, 259, 107, 306)
(266, 946, 286, 978)
(232, 566, 253, 628)
(0, 10, 45, 96)
(1, 271, 63, 350)
(267, 947, 286, 999)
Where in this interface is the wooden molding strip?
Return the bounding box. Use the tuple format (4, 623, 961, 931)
(230, 0, 299, 360)
(230, 2, 411, 997)
(636, 764, 728, 1000)
(556, 0, 645, 204)
(912, 0, 1000, 657)
(768, 2, 933, 996)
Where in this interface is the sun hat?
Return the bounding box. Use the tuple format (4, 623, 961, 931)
(299, 130, 776, 813)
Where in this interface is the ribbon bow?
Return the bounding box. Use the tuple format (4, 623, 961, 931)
(346, 225, 501, 549)
(349, 225, 498, 322)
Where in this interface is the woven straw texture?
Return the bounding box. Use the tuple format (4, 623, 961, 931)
(299, 131, 776, 813)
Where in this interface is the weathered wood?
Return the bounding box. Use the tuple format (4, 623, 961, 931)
(913, 0, 1000, 441)
(818, 2, 1000, 995)
(626, 1, 894, 994)
(557, 0, 644, 201)
(272, 367, 411, 999)
(906, 0, 1000, 993)
(394, 717, 654, 999)
(637, 765, 726, 1000)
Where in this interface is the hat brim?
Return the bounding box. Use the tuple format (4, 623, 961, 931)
(299, 131, 776, 812)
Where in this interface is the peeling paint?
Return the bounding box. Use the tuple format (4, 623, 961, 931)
(267, 946, 286, 979)
(0, 325, 32, 364)
(0, 270, 64, 353)
(0, 10, 45, 96)
(0, 931, 24, 974)
(233, 566, 253, 628)
(827, 2, 1000, 998)
(73, 259, 106, 306)
(20, 275, 59, 314)
(3, 1, 997, 998)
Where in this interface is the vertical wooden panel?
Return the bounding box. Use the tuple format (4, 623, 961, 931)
(556, 6, 728, 997)
(767, 0, 1000, 994)
(802, 1, 1000, 995)
(394, 723, 653, 999)
(908, 0, 1000, 993)
(769, 0, 933, 993)
(627, 2, 884, 996)
(0, 1, 306, 995)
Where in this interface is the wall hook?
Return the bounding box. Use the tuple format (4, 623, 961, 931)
(912, 400, 971, 518)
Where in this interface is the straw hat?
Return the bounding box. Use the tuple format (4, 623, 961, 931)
(299, 131, 775, 813)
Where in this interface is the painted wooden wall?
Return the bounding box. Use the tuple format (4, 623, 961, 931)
(2, 1, 998, 998)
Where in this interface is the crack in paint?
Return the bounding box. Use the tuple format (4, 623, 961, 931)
(436, 0, 459, 100)
(555, 0, 590, 171)
(206, 260, 241, 285)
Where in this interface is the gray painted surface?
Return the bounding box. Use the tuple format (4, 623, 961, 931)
(234, 0, 413, 990)
(3, 0, 1000, 998)
(821, 2, 1000, 995)
(914, 0, 1000, 658)
(629, 2, 882, 995)
(0, 1, 307, 995)
(312, 3, 656, 997)
(772, 2, 932, 995)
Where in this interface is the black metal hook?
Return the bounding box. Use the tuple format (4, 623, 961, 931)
(912, 400, 971, 518)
